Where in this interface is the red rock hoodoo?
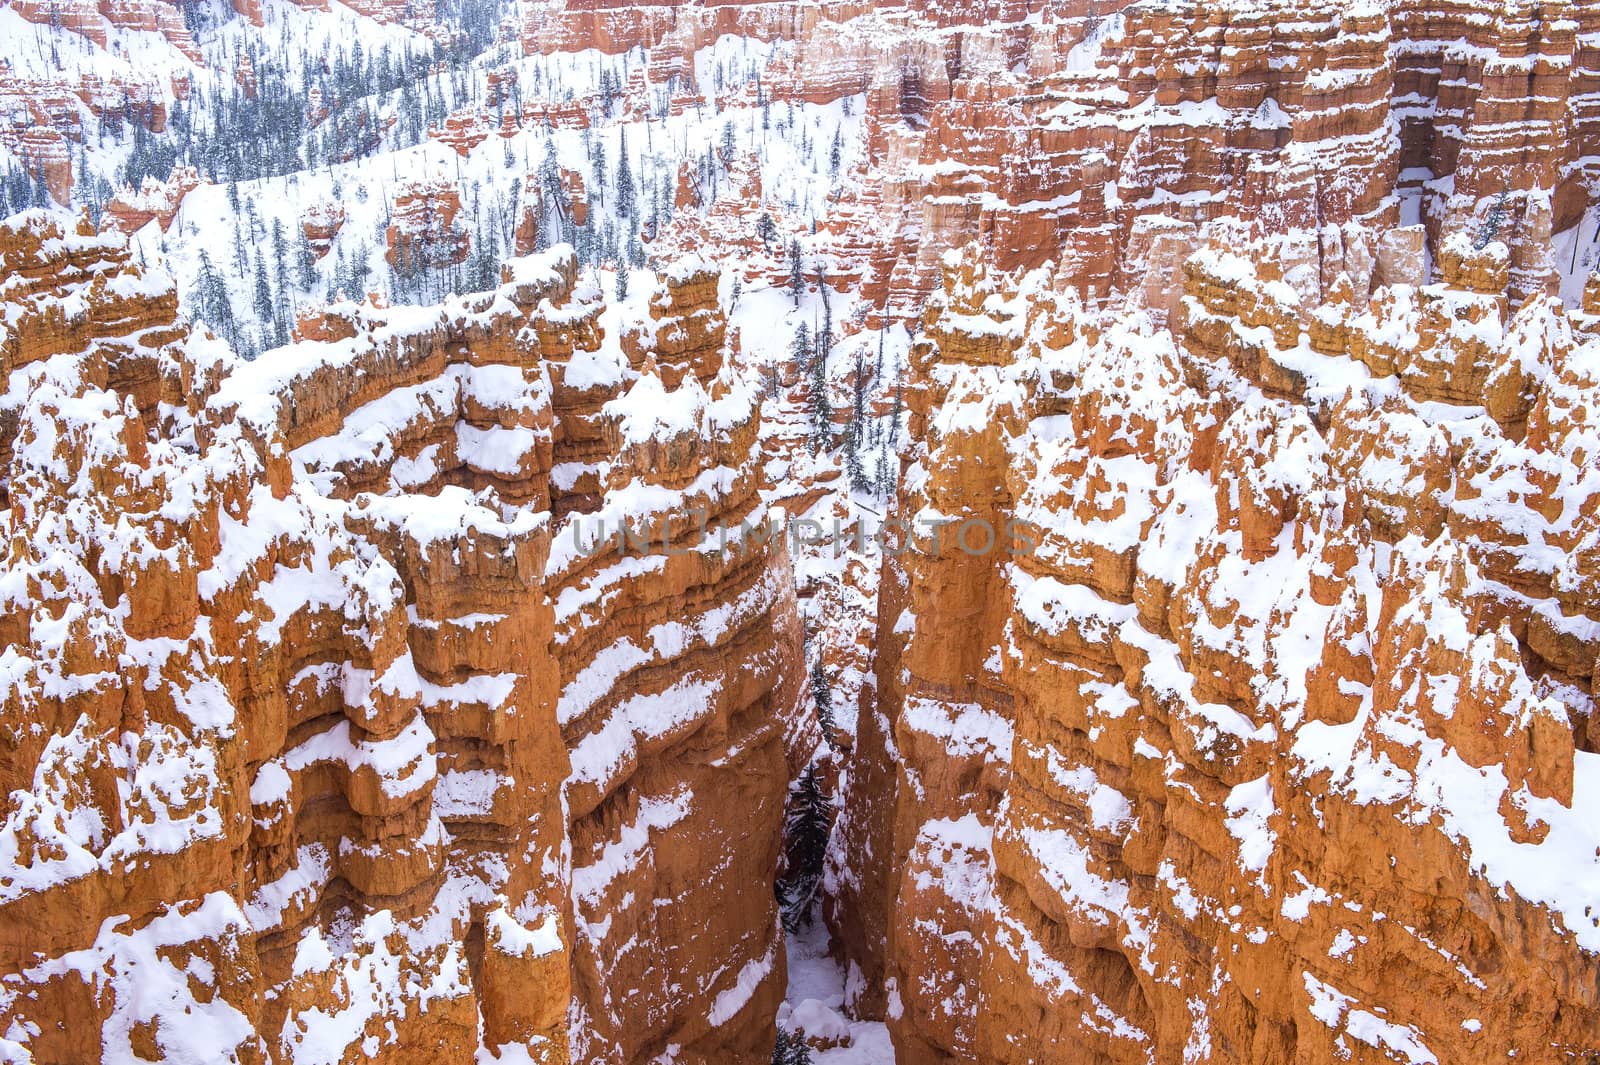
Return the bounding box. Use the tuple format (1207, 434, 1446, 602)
(830, 241, 1600, 1064)
(3, 0, 1600, 1060)
(0, 211, 807, 1064)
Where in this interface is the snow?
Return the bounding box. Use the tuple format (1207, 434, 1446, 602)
(283, 712, 437, 800)
(1302, 972, 1438, 1065)
(1294, 664, 1600, 951)
(23, 892, 260, 1064)
(433, 768, 503, 818)
(707, 942, 777, 1027)
(1011, 567, 1137, 644)
(486, 905, 562, 959)
(604, 370, 708, 446)
(1328, 929, 1362, 959)
(250, 760, 293, 806)
(1223, 774, 1277, 878)
(902, 696, 1012, 763)
(910, 813, 995, 913)
(280, 909, 472, 1065)
(571, 788, 691, 908)
(0, 717, 229, 904)
(780, 916, 895, 1064)
(5, 0, 1600, 1060)
(566, 675, 721, 796)
(1008, 820, 1130, 928)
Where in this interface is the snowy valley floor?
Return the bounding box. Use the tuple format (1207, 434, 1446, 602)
(780, 919, 896, 1064)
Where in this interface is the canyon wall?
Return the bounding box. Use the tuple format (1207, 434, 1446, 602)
(527, 0, 1600, 316)
(0, 210, 806, 1063)
(8, 0, 1596, 317)
(3, 0, 1600, 1060)
(830, 236, 1600, 1063)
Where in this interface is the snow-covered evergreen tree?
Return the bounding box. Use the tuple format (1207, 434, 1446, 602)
(788, 238, 804, 305)
(1476, 187, 1510, 250)
(810, 660, 836, 749)
(790, 320, 811, 379)
(876, 372, 904, 498)
(614, 127, 634, 218)
(808, 325, 831, 454)
(190, 250, 236, 350)
(778, 762, 831, 931)
(845, 349, 868, 491)
(295, 227, 316, 290)
(252, 251, 273, 343)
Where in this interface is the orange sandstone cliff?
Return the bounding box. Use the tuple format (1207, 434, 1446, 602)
(827, 240, 1600, 1064)
(0, 211, 806, 1064)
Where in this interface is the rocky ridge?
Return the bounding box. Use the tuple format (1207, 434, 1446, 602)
(526, 0, 1600, 316)
(0, 0, 1599, 1060)
(828, 235, 1600, 1064)
(0, 210, 806, 1064)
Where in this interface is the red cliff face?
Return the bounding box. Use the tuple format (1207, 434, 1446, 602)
(0, 212, 807, 1064)
(103, 165, 200, 234)
(4, 0, 1600, 1059)
(546, 257, 808, 1062)
(525, 0, 1598, 316)
(386, 179, 473, 271)
(830, 237, 1600, 1064)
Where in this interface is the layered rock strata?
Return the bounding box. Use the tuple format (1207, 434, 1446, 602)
(0, 211, 805, 1064)
(534, 0, 1600, 316)
(833, 239, 1600, 1064)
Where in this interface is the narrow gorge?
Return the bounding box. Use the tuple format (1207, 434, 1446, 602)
(0, 0, 1598, 1062)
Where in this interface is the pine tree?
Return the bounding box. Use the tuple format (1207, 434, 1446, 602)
(809, 277, 834, 453)
(539, 137, 568, 233)
(472, 222, 500, 292)
(1475, 187, 1510, 251)
(191, 250, 234, 346)
(808, 339, 831, 455)
(295, 226, 316, 289)
(810, 660, 836, 749)
(756, 212, 777, 253)
(771, 1031, 790, 1065)
(271, 218, 289, 300)
(592, 136, 608, 210)
(788, 238, 804, 306)
(575, 219, 594, 265)
(615, 253, 630, 301)
(876, 374, 903, 498)
(818, 278, 832, 360)
(338, 245, 354, 302)
(615, 127, 634, 218)
(786, 1040, 812, 1065)
(253, 252, 273, 332)
(789, 320, 811, 380)
(779, 762, 831, 931)
(347, 239, 372, 302)
(829, 126, 841, 177)
(845, 349, 868, 491)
